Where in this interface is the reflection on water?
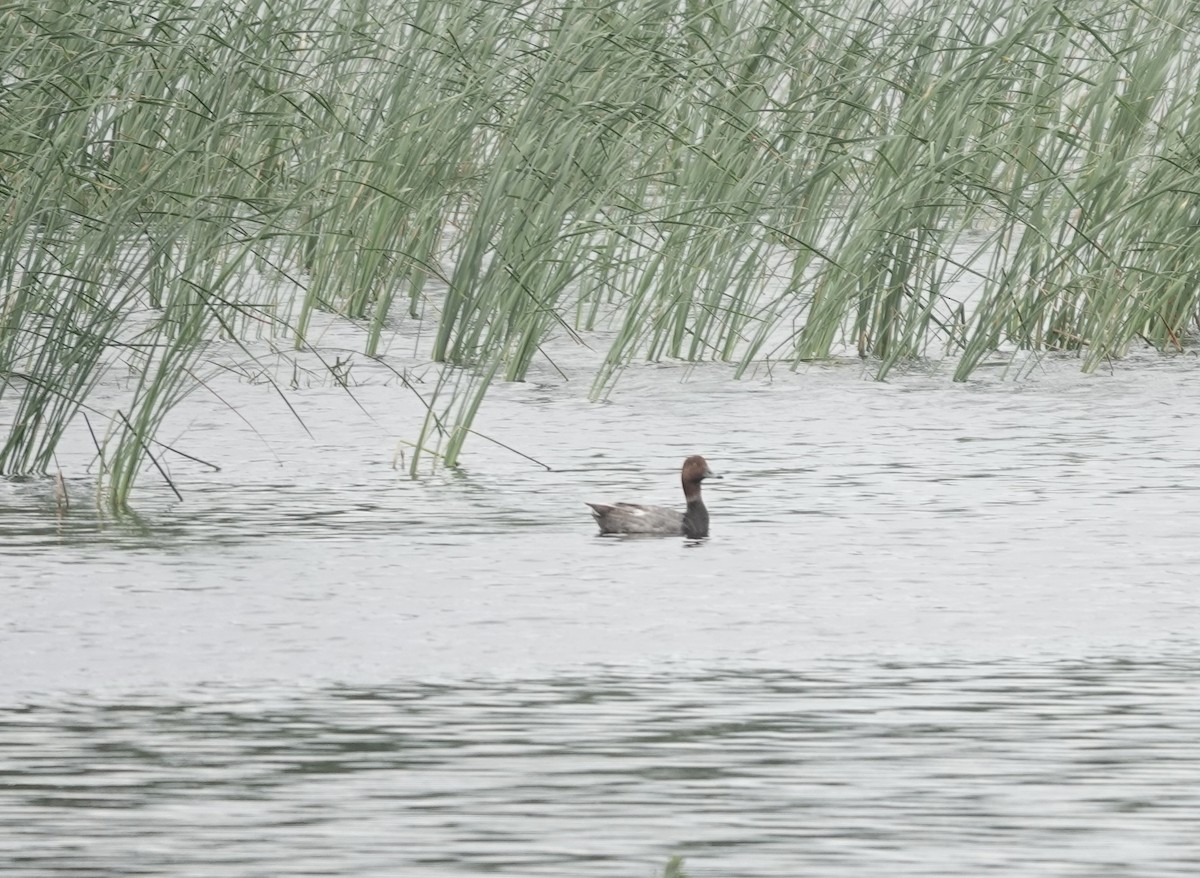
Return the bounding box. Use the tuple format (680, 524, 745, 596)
(2, 662, 1199, 877)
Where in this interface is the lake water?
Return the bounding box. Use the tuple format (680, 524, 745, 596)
(4, 341, 1200, 876)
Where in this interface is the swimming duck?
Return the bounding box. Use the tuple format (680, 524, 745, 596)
(587, 455, 718, 538)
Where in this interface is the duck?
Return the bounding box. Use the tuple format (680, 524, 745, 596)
(587, 455, 719, 538)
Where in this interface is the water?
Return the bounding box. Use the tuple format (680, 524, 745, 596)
(3, 665, 1198, 876)
(4, 345, 1200, 875)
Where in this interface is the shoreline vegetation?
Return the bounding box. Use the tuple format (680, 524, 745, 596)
(2, 0, 1199, 507)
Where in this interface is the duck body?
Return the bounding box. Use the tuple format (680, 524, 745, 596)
(587, 455, 717, 538)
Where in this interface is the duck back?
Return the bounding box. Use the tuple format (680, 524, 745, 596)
(587, 502, 685, 535)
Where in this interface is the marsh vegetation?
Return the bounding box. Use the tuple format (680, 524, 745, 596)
(2, 0, 1199, 506)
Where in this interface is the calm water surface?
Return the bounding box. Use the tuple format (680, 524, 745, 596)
(4, 347, 1200, 875)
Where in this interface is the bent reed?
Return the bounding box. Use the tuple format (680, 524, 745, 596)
(2, 0, 1199, 506)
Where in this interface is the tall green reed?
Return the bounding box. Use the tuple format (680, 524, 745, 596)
(2, 0, 1199, 503)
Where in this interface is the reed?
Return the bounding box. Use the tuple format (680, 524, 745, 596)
(2, 0, 1198, 505)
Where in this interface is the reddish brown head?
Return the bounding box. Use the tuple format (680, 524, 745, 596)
(680, 455, 717, 500)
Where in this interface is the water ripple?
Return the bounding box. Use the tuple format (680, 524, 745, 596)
(2, 661, 1199, 877)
